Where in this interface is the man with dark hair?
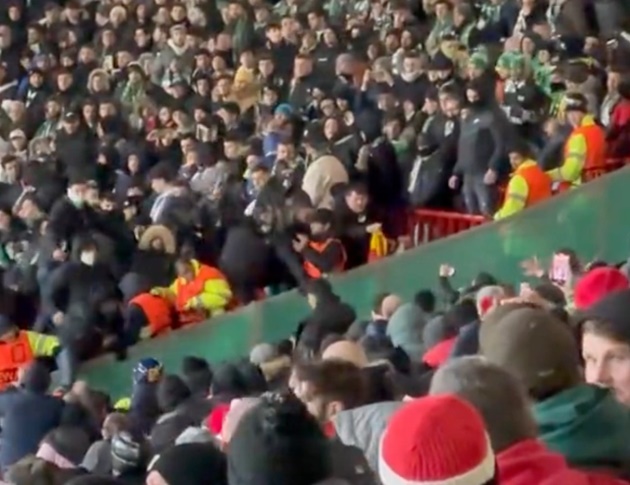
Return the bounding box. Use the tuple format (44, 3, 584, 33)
(182, 356, 213, 396)
(151, 374, 198, 454)
(180, 356, 214, 422)
(0, 360, 65, 470)
(414, 289, 436, 315)
(290, 359, 367, 422)
(148, 163, 179, 225)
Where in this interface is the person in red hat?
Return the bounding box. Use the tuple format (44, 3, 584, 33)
(573, 267, 629, 310)
(379, 394, 497, 485)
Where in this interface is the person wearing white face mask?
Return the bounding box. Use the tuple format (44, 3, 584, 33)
(80, 249, 96, 267)
(48, 175, 95, 252)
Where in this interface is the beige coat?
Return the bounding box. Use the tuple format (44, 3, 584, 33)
(301, 155, 349, 209)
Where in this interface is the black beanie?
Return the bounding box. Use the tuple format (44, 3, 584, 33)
(227, 392, 333, 485)
(151, 443, 227, 485)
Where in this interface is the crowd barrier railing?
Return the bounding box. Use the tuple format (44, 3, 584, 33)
(408, 158, 630, 246)
(409, 210, 487, 245)
(583, 159, 627, 182)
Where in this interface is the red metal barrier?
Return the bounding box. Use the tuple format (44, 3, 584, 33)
(583, 159, 626, 182)
(409, 210, 487, 245)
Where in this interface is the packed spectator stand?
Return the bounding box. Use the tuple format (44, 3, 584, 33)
(0, 0, 629, 483)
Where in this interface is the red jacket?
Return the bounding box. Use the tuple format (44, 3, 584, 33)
(498, 439, 629, 485)
(608, 99, 630, 158)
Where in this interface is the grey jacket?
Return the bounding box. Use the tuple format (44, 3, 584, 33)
(455, 108, 505, 176)
(333, 402, 402, 475)
(81, 440, 112, 475)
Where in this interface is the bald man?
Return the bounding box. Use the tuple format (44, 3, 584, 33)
(380, 294, 403, 320)
(322, 340, 368, 368)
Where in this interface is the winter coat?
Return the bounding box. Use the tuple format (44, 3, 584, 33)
(455, 105, 505, 176)
(298, 296, 357, 355)
(498, 438, 629, 485)
(0, 388, 65, 469)
(533, 385, 630, 472)
(302, 155, 349, 210)
(333, 401, 402, 474)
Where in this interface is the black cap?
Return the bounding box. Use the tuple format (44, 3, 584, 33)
(578, 289, 630, 344)
(64, 111, 79, 122)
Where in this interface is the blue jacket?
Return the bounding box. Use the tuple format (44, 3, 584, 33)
(0, 388, 64, 469)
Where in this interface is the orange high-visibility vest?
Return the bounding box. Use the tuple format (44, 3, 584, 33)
(0, 332, 34, 389)
(568, 122, 607, 171)
(130, 293, 173, 336)
(303, 239, 347, 278)
(516, 163, 552, 207)
(557, 120, 607, 193)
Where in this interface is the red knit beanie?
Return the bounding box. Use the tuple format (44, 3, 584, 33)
(379, 395, 495, 485)
(574, 267, 629, 310)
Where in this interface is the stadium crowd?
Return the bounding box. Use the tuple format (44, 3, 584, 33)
(4, 260, 630, 485)
(0, 0, 628, 482)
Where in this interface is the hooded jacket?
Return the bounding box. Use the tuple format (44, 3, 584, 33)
(498, 438, 629, 485)
(298, 296, 357, 355)
(533, 384, 630, 472)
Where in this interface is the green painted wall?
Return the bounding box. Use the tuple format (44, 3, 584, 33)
(80, 167, 627, 397)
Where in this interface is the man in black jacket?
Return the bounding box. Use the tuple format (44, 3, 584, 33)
(47, 174, 97, 253)
(407, 132, 453, 209)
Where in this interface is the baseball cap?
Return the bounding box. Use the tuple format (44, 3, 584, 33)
(480, 303, 581, 397)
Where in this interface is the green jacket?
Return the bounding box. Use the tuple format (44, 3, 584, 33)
(533, 384, 630, 470)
